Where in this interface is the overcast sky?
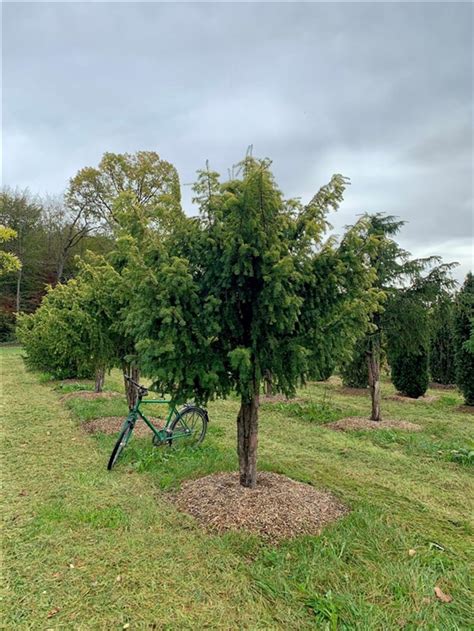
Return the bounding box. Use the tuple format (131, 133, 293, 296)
(2, 1, 473, 280)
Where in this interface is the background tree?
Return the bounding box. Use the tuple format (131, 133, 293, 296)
(0, 189, 110, 337)
(65, 150, 186, 406)
(0, 225, 22, 341)
(41, 195, 99, 283)
(0, 189, 42, 313)
(429, 296, 456, 385)
(17, 278, 101, 381)
(385, 291, 429, 398)
(128, 157, 375, 488)
(67, 151, 182, 233)
(340, 336, 369, 388)
(384, 265, 456, 398)
(348, 214, 456, 416)
(453, 273, 474, 405)
(0, 226, 21, 277)
(16, 253, 129, 393)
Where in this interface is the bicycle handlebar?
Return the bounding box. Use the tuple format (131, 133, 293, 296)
(124, 375, 148, 394)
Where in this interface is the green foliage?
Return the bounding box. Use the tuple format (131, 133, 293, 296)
(340, 337, 368, 388)
(390, 351, 429, 398)
(429, 297, 456, 384)
(16, 255, 125, 379)
(453, 273, 474, 405)
(17, 281, 95, 378)
(67, 151, 183, 233)
(312, 358, 336, 381)
(0, 310, 16, 342)
(0, 225, 21, 276)
(129, 157, 374, 407)
(0, 188, 111, 319)
(384, 260, 456, 400)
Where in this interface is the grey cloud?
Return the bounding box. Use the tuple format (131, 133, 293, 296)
(2, 1, 472, 279)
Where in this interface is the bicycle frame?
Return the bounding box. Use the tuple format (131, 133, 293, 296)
(127, 397, 193, 444)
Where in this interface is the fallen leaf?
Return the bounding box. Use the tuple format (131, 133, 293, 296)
(434, 586, 452, 603)
(47, 607, 60, 618)
(123, 624, 130, 629)
(19, 490, 28, 496)
(116, 575, 122, 582)
(52, 572, 62, 579)
(408, 549, 416, 557)
(69, 564, 75, 569)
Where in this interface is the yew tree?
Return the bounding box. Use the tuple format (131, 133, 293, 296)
(453, 273, 474, 405)
(347, 214, 455, 417)
(66, 150, 184, 404)
(129, 157, 375, 488)
(16, 254, 125, 390)
(429, 295, 456, 385)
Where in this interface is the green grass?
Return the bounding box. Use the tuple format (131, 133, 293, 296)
(2, 347, 473, 629)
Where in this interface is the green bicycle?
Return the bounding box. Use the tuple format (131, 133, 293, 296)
(107, 375, 208, 470)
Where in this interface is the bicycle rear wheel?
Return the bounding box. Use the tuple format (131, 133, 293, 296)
(169, 406, 207, 447)
(107, 421, 134, 470)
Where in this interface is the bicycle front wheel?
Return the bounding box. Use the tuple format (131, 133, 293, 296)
(170, 406, 207, 447)
(107, 421, 134, 470)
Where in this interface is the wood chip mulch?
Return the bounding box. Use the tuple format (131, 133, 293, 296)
(82, 416, 164, 437)
(339, 386, 369, 396)
(429, 382, 456, 390)
(60, 391, 121, 402)
(457, 405, 474, 414)
(386, 393, 439, 403)
(325, 417, 421, 432)
(172, 472, 348, 542)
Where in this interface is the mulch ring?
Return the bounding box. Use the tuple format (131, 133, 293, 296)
(325, 416, 421, 432)
(386, 393, 439, 404)
(260, 394, 307, 404)
(172, 472, 349, 542)
(60, 391, 122, 402)
(429, 382, 456, 390)
(457, 405, 474, 414)
(82, 416, 164, 437)
(338, 386, 369, 397)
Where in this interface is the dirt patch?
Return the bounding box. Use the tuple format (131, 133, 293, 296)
(261, 394, 307, 404)
(58, 378, 94, 385)
(429, 382, 456, 390)
(60, 390, 121, 402)
(387, 393, 439, 404)
(339, 386, 369, 397)
(173, 472, 348, 542)
(82, 416, 165, 436)
(457, 405, 474, 414)
(325, 416, 421, 432)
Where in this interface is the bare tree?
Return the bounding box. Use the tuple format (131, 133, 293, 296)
(41, 195, 97, 283)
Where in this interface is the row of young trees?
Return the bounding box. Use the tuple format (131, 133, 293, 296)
(0, 183, 114, 339)
(9, 150, 473, 488)
(341, 264, 474, 408)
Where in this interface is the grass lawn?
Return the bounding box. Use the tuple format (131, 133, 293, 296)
(2, 346, 473, 629)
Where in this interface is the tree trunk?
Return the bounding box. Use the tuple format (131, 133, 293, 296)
(16, 268, 22, 314)
(237, 393, 259, 488)
(367, 348, 381, 421)
(264, 370, 273, 397)
(56, 256, 65, 285)
(122, 363, 140, 410)
(94, 367, 105, 393)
